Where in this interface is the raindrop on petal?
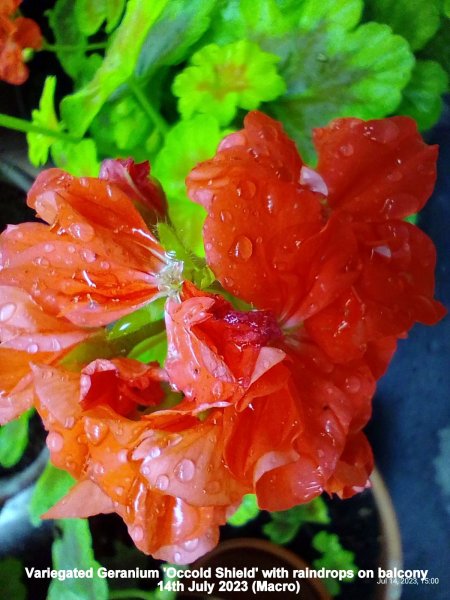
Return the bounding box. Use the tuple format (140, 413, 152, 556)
(0, 303, 16, 322)
(174, 458, 195, 482)
(156, 474, 170, 491)
(46, 432, 64, 452)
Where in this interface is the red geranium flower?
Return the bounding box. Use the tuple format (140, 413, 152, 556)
(186, 111, 446, 509)
(0, 0, 42, 85)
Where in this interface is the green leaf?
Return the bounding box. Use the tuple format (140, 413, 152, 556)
(297, 0, 362, 32)
(228, 494, 260, 526)
(263, 497, 330, 545)
(397, 60, 448, 130)
(47, 0, 89, 80)
(135, 0, 217, 77)
(29, 462, 76, 527)
(51, 138, 100, 177)
(444, 0, 450, 17)
(75, 0, 107, 36)
(271, 22, 414, 161)
(48, 520, 108, 600)
(107, 300, 166, 340)
(75, 0, 125, 35)
(0, 410, 32, 469)
(365, 0, 441, 51)
(153, 115, 227, 255)
(27, 76, 61, 167)
(0, 558, 26, 600)
(421, 22, 450, 83)
(61, 0, 169, 137)
(172, 40, 286, 125)
(312, 531, 357, 596)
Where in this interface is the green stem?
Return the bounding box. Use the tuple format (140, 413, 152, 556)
(128, 80, 169, 135)
(43, 42, 108, 52)
(109, 590, 152, 600)
(0, 113, 80, 144)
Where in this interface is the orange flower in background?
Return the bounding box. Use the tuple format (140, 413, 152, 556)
(0, 0, 42, 85)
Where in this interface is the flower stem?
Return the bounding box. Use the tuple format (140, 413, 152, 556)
(128, 80, 169, 135)
(43, 42, 108, 52)
(109, 590, 152, 600)
(0, 113, 80, 144)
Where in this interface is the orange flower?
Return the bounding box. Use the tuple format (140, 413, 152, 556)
(31, 361, 246, 563)
(0, 0, 42, 85)
(0, 164, 175, 423)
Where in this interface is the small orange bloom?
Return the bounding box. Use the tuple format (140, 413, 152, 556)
(0, 0, 42, 85)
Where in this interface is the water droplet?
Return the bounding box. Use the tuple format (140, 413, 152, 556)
(174, 458, 195, 482)
(130, 525, 144, 542)
(68, 222, 95, 242)
(232, 236, 253, 261)
(115, 486, 124, 496)
(150, 446, 161, 459)
(0, 303, 16, 322)
(156, 474, 170, 491)
(64, 416, 75, 429)
(44, 243, 54, 253)
(33, 257, 49, 267)
(47, 432, 64, 452)
(374, 245, 392, 259)
(118, 449, 129, 463)
(27, 343, 39, 354)
(93, 462, 105, 476)
(85, 420, 109, 444)
(174, 552, 181, 563)
(212, 381, 223, 397)
(100, 261, 110, 270)
(67, 245, 76, 254)
(183, 538, 199, 551)
(345, 376, 361, 394)
(266, 194, 275, 214)
(205, 242, 213, 251)
(339, 143, 354, 157)
(220, 210, 232, 223)
(81, 249, 96, 263)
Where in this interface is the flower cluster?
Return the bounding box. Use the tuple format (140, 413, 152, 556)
(0, 0, 42, 85)
(0, 112, 445, 563)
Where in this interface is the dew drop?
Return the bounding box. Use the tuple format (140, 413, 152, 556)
(339, 143, 354, 157)
(100, 261, 110, 270)
(67, 245, 76, 254)
(115, 486, 124, 496)
(266, 194, 275, 214)
(68, 222, 95, 242)
(33, 257, 49, 267)
(345, 376, 361, 394)
(47, 432, 64, 452)
(27, 343, 39, 354)
(44, 243, 54, 253)
(130, 525, 144, 542)
(93, 462, 105, 476)
(174, 552, 181, 563)
(220, 210, 232, 223)
(85, 420, 109, 444)
(150, 446, 161, 459)
(0, 303, 16, 322)
(212, 381, 223, 397)
(183, 538, 199, 551)
(156, 474, 170, 491)
(64, 416, 75, 429)
(118, 449, 129, 463)
(174, 458, 195, 482)
(82, 249, 96, 263)
(374, 245, 392, 259)
(232, 235, 253, 261)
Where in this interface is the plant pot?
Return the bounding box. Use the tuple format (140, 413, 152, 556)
(191, 538, 331, 600)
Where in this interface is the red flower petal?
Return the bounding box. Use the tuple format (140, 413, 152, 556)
(100, 159, 167, 223)
(314, 116, 438, 220)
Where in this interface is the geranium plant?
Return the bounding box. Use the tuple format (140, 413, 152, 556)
(0, 1, 448, 597)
